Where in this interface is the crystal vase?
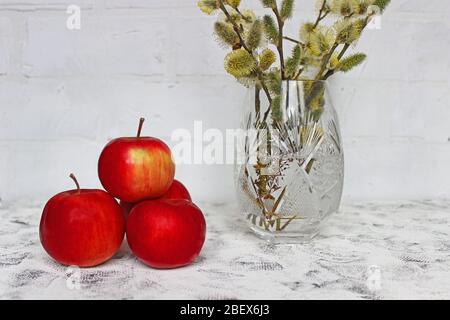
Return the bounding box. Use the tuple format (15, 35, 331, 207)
(234, 80, 344, 242)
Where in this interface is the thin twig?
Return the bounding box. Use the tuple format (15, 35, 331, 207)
(268, 186, 287, 218)
(294, 67, 304, 80)
(233, 6, 245, 19)
(323, 43, 350, 79)
(249, 177, 270, 230)
(315, 42, 339, 80)
(280, 215, 298, 231)
(262, 103, 272, 123)
(271, 5, 285, 79)
(313, 0, 328, 29)
(283, 36, 303, 45)
(337, 43, 350, 60)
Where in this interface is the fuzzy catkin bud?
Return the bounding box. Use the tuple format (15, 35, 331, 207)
(266, 71, 282, 96)
(260, 0, 277, 8)
(335, 19, 365, 44)
(224, 48, 256, 77)
(299, 22, 315, 42)
(309, 30, 331, 56)
(246, 20, 263, 50)
(259, 49, 277, 71)
(198, 0, 220, 15)
(263, 15, 279, 44)
(285, 45, 302, 77)
(241, 10, 257, 24)
(226, 0, 241, 8)
(355, 0, 373, 15)
(331, 0, 355, 16)
(372, 0, 390, 12)
(338, 53, 366, 72)
(271, 95, 282, 122)
(280, 0, 295, 21)
(214, 21, 239, 47)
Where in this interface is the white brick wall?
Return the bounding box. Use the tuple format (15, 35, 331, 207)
(0, 0, 449, 205)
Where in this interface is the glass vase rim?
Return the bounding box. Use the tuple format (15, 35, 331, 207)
(280, 79, 328, 84)
(248, 79, 330, 88)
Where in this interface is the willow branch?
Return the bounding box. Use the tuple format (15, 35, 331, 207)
(323, 43, 350, 79)
(322, 13, 375, 80)
(313, 0, 329, 29)
(294, 67, 304, 80)
(283, 36, 303, 46)
(315, 42, 339, 80)
(217, 0, 272, 103)
(234, 6, 244, 17)
(218, 1, 249, 51)
(271, 5, 285, 79)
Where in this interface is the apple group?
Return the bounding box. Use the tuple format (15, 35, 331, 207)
(39, 118, 206, 269)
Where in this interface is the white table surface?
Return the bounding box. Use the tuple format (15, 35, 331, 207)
(1, 200, 450, 300)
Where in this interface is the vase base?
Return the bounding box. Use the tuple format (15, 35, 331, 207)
(248, 222, 320, 244)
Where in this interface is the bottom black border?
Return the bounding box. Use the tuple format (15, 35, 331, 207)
(0, 300, 446, 318)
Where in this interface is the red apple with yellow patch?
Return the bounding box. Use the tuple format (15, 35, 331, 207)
(98, 118, 175, 203)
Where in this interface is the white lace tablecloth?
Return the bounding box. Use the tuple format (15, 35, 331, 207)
(1, 200, 450, 300)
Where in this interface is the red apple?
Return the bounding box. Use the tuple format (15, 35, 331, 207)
(120, 179, 192, 216)
(119, 200, 135, 217)
(39, 174, 125, 267)
(98, 118, 175, 203)
(161, 179, 192, 202)
(126, 199, 206, 269)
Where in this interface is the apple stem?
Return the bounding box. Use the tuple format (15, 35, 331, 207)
(137, 117, 145, 138)
(69, 173, 81, 192)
